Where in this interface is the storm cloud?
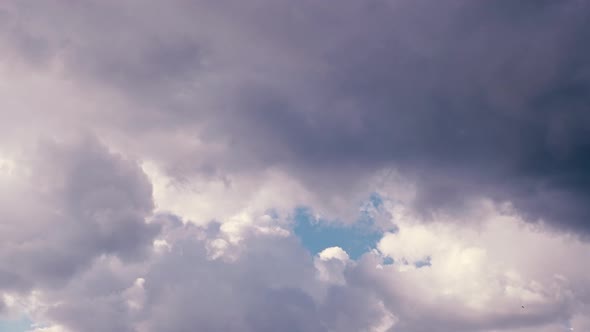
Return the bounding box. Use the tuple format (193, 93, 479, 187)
(2, 0, 589, 231)
(1, 0, 590, 331)
(0, 138, 158, 293)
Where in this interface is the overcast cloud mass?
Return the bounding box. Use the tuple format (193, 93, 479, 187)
(1, 1, 590, 331)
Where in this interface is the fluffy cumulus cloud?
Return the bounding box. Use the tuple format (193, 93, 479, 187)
(374, 199, 590, 331)
(1, 0, 589, 331)
(0, 138, 158, 294)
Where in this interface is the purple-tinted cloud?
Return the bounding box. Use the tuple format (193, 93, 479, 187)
(1, 1, 590, 331)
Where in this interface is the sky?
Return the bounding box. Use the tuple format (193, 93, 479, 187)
(0, 0, 590, 331)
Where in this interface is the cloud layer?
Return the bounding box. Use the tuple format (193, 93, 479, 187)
(2, 0, 590, 229)
(1, 1, 589, 331)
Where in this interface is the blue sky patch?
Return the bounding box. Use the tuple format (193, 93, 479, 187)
(0, 316, 32, 332)
(415, 256, 432, 268)
(292, 201, 384, 260)
(369, 192, 384, 209)
(382, 256, 395, 265)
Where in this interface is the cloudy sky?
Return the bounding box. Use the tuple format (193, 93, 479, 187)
(1, 1, 590, 331)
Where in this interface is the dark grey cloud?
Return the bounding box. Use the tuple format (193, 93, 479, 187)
(0, 137, 159, 294)
(2, 0, 588, 233)
(2, 2, 590, 330)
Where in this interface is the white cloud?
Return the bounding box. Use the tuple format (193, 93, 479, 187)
(318, 247, 350, 262)
(4, 194, 589, 332)
(27, 326, 70, 332)
(315, 247, 350, 286)
(372, 198, 590, 330)
(142, 160, 312, 225)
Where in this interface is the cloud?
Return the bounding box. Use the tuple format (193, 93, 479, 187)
(1, 1, 590, 331)
(2, 0, 590, 231)
(19, 215, 397, 332)
(4, 199, 587, 332)
(372, 199, 589, 331)
(0, 137, 159, 294)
